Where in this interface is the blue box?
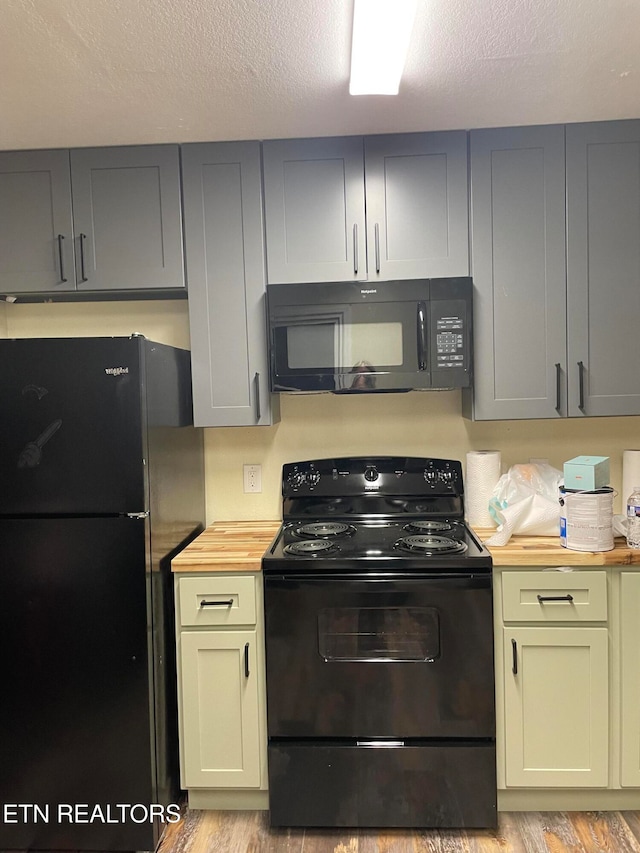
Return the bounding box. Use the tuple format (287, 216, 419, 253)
(563, 456, 610, 491)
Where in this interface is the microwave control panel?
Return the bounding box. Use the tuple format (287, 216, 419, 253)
(430, 297, 471, 387)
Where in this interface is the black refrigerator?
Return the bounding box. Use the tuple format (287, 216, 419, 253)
(0, 335, 205, 852)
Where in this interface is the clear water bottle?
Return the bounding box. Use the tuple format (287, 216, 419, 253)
(627, 486, 640, 549)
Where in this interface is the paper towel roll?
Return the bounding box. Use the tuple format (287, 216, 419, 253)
(622, 450, 640, 511)
(465, 450, 502, 527)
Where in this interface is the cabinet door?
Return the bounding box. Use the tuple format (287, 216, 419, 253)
(70, 145, 184, 292)
(567, 120, 640, 416)
(182, 142, 276, 426)
(503, 627, 608, 787)
(621, 572, 640, 786)
(180, 629, 261, 788)
(467, 126, 566, 420)
(364, 132, 469, 280)
(262, 137, 366, 283)
(0, 150, 75, 293)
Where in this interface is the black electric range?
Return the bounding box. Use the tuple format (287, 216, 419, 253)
(262, 455, 492, 574)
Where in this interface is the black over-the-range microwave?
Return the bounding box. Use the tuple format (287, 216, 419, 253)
(266, 278, 473, 393)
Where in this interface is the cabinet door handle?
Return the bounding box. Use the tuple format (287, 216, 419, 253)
(79, 233, 88, 282)
(253, 372, 261, 422)
(374, 222, 381, 273)
(57, 234, 68, 283)
(511, 638, 518, 675)
(578, 361, 585, 412)
(244, 642, 250, 678)
(199, 598, 233, 608)
(537, 594, 574, 603)
(555, 362, 561, 413)
(353, 223, 359, 275)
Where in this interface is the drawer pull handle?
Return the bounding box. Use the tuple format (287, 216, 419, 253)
(537, 594, 574, 603)
(200, 598, 234, 608)
(511, 638, 518, 675)
(244, 642, 250, 678)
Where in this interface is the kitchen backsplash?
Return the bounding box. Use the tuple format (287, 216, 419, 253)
(4, 299, 639, 522)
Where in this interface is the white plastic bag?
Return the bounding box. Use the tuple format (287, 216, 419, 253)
(485, 463, 563, 546)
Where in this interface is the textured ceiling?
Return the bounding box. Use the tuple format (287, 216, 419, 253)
(1, 0, 639, 151)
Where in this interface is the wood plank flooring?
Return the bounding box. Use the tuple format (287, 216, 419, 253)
(156, 809, 640, 853)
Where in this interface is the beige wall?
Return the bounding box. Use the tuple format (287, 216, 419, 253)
(0, 301, 7, 336)
(5, 300, 640, 524)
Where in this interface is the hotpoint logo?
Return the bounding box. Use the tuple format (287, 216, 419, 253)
(360, 289, 377, 295)
(104, 367, 129, 376)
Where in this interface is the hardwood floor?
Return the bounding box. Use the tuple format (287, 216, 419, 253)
(157, 809, 640, 853)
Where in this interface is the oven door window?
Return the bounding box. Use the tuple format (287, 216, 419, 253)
(318, 606, 440, 662)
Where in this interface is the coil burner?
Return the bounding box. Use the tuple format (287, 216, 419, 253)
(294, 522, 357, 539)
(403, 520, 455, 535)
(284, 539, 338, 557)
(394, 535, 468, 555)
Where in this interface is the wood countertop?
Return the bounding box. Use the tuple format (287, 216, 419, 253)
(172, 521, 281, 572)
(474, 528, 640, 566)
(171, 521, 640, 573)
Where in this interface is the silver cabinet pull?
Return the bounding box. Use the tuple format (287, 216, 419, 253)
(511, 638, 518, 675)
(57, 234, 68, 282)
(353, 223, 358, 275)
(374, 223, 381, 273)
(253, 372, 261, 422)
(555, 362, 561, 413)
(244, 642, 250, 678)
(200, 599, 233, 608)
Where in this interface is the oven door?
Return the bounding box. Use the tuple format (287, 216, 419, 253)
(264, 573, 495, 740)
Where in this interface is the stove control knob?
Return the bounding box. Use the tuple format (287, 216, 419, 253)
(364, 465, 379, 482)
(307, 469, 321, 487)
(424, 469, 438, 484)
(287, 470, 305, 490)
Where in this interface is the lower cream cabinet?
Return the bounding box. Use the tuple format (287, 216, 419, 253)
(495, 566, 640, 811)
(621, 572, 640, 786)
(175, 573, 268, 810)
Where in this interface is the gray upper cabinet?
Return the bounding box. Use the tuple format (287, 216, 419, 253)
(0, 145, 184, 295)
(262, 132, 469, 284)
(70, 145, 184, 292)
(465, 125, 567, 420)
(364, 132, 469, 280)
(0, 150, 75, 294)
(181, 141, 277, 427)
(262, 136, 367, 283)
(566, 120, 640, 417)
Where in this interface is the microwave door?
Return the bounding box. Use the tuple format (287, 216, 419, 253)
(270, 300, 429, 392)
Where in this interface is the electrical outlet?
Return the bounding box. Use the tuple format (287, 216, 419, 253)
(243, 463, 262, 493)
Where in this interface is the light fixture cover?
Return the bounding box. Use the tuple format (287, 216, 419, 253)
(349, 0, 418, 96)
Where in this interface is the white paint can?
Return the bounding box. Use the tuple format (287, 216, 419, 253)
(559, 487, 614, 551)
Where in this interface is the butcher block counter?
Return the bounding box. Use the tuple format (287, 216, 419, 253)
(172, 521, 281, 572)
(171, 521, 640, 571)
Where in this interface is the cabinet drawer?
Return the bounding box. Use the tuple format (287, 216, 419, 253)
(178, 575, 257, 627)
(502, 571, 607, 622)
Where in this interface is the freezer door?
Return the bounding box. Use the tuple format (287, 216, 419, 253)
(0, 337, 145, 514)
(0, 517, 166, 852)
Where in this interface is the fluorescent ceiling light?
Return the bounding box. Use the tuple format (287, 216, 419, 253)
(349, 0, 418, 96)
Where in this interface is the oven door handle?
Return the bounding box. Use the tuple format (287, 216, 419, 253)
(417, 302, 428, 371)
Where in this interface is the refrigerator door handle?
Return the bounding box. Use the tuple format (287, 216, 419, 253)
(126, 512, 150, 519)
